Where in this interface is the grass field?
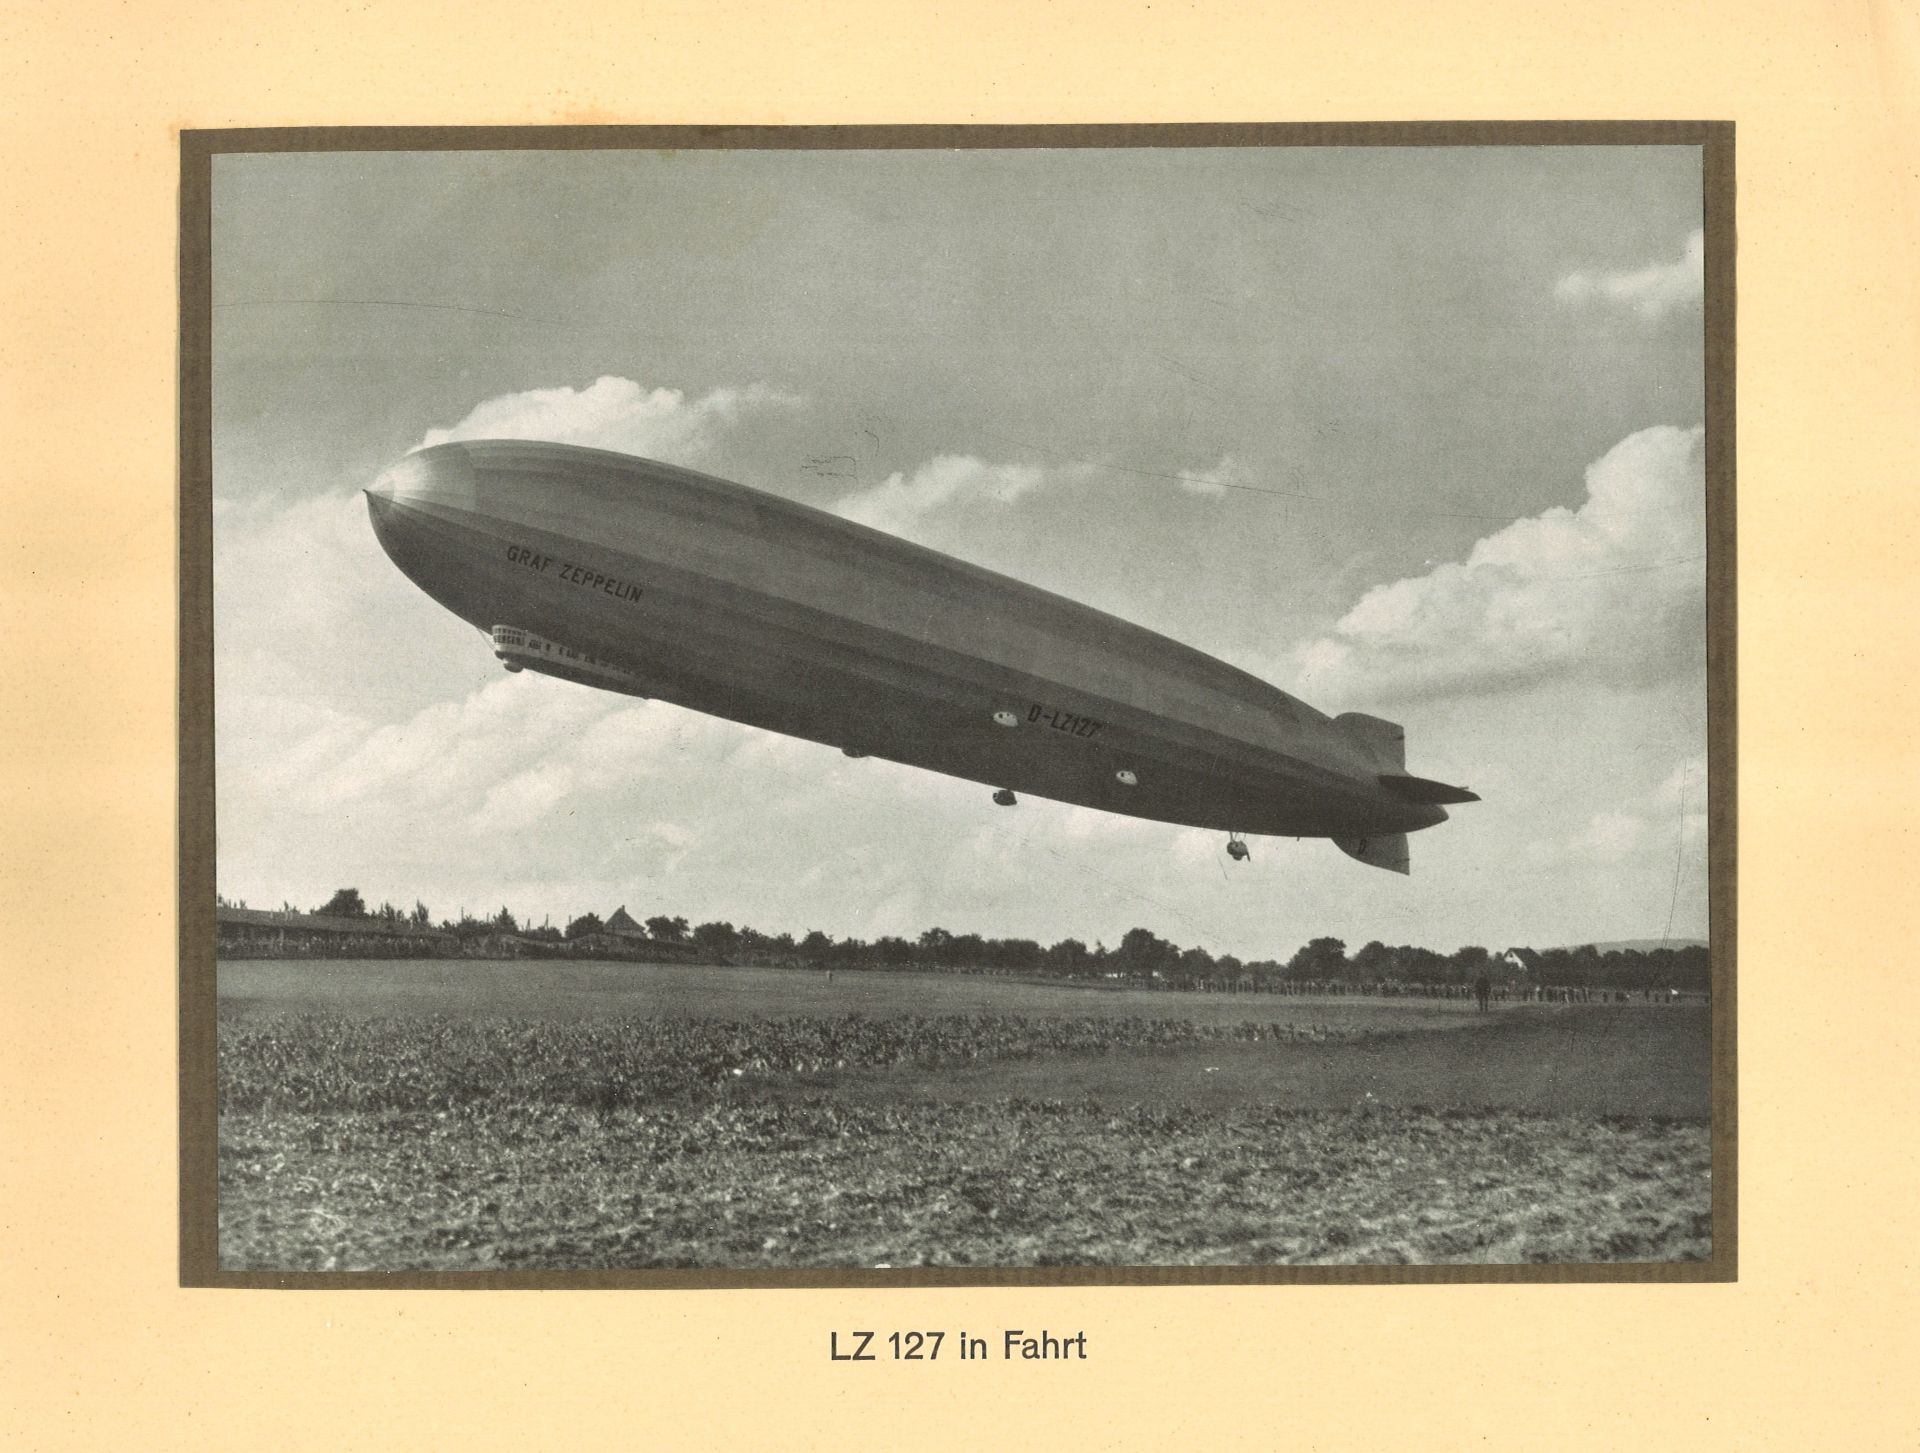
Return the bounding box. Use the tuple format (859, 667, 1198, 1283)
(216, 959, 1713, 1270)
(219, 957, 1486, 1031)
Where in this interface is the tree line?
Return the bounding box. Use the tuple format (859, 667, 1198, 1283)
(224, 889, 1709, 992)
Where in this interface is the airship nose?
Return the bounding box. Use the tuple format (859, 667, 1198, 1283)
(364, 443, 489, 607)
(366, 444, 482, 532)
(367, 445, 472, 508)
(363, 473, 395, 531)
(363, 459, 417, 554)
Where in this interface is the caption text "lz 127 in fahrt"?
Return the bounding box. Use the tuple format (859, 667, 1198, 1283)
(829, 1330, 1088, 1362)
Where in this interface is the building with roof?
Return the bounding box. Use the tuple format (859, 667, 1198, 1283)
(215, 904, 455, 956)
(604, 906, 646, 938)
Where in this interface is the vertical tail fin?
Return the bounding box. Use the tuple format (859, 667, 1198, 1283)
(1334, 833, 1411, 875)
(1334, 711, 1406, 771)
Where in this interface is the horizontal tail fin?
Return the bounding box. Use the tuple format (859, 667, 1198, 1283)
(1334, 833, 1410, 875)
(1378, 772, 1480, 805)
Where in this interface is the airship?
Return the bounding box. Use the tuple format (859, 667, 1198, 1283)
(365, 440, 1476, 873)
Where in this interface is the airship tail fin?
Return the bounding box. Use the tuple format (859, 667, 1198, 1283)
(1334, 833, 1411, 875)
(1333, 711, 1406, 771)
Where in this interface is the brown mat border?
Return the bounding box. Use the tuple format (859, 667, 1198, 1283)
(179, 120, 1734, 1289)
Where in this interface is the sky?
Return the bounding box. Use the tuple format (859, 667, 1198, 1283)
(210, 144, 1709, 959)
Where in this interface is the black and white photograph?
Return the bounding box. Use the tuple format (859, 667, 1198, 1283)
(194, 129, 1726, 1275)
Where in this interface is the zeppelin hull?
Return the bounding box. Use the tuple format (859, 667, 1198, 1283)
(365, 441, 1449, 841)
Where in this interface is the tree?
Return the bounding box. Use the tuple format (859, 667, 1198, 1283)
(1447, 945, 1491, 985)
(564, 911, 605, 940)
(692, 920, 740, 956)
(492, 906, 519, 934)
(449, 912, 491, 941)
(1350, 940, 1396, 984)
(1177, 945, 1217, 979)
(1286, 936, 1347, 981)
(646, 914, 689, 943)
(316, 887, 366, 918)
(410, 900, 432, 928)
(1115, 927, 1177, 976)
(1046, 937, 1093, 977)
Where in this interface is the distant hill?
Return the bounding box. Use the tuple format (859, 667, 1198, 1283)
(1565, 938, 1709, 953)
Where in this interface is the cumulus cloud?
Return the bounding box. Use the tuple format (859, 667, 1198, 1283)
(215, 490, 397, 646)
(858, 889, 926, 941)
(418, 375, 802, 464)
(834, 455, 1053, 535)
(1530, 755, 1707, 867)
(472, 760, 576, 835)
(210, 481, 492, 742)
(219, 373, 801, 691)
(1653, 756, 1711, 847)
(1292, 424, 1706, 704)
(1555, 229, 1704, 320)
(309, 677, 785, 837)
(215, 368, 816, 865)
(1572, 811, 1647, 864)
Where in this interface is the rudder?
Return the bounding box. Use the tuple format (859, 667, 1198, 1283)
(1334, 833, 1411, 875)
(1334, 711, 1406, 771)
